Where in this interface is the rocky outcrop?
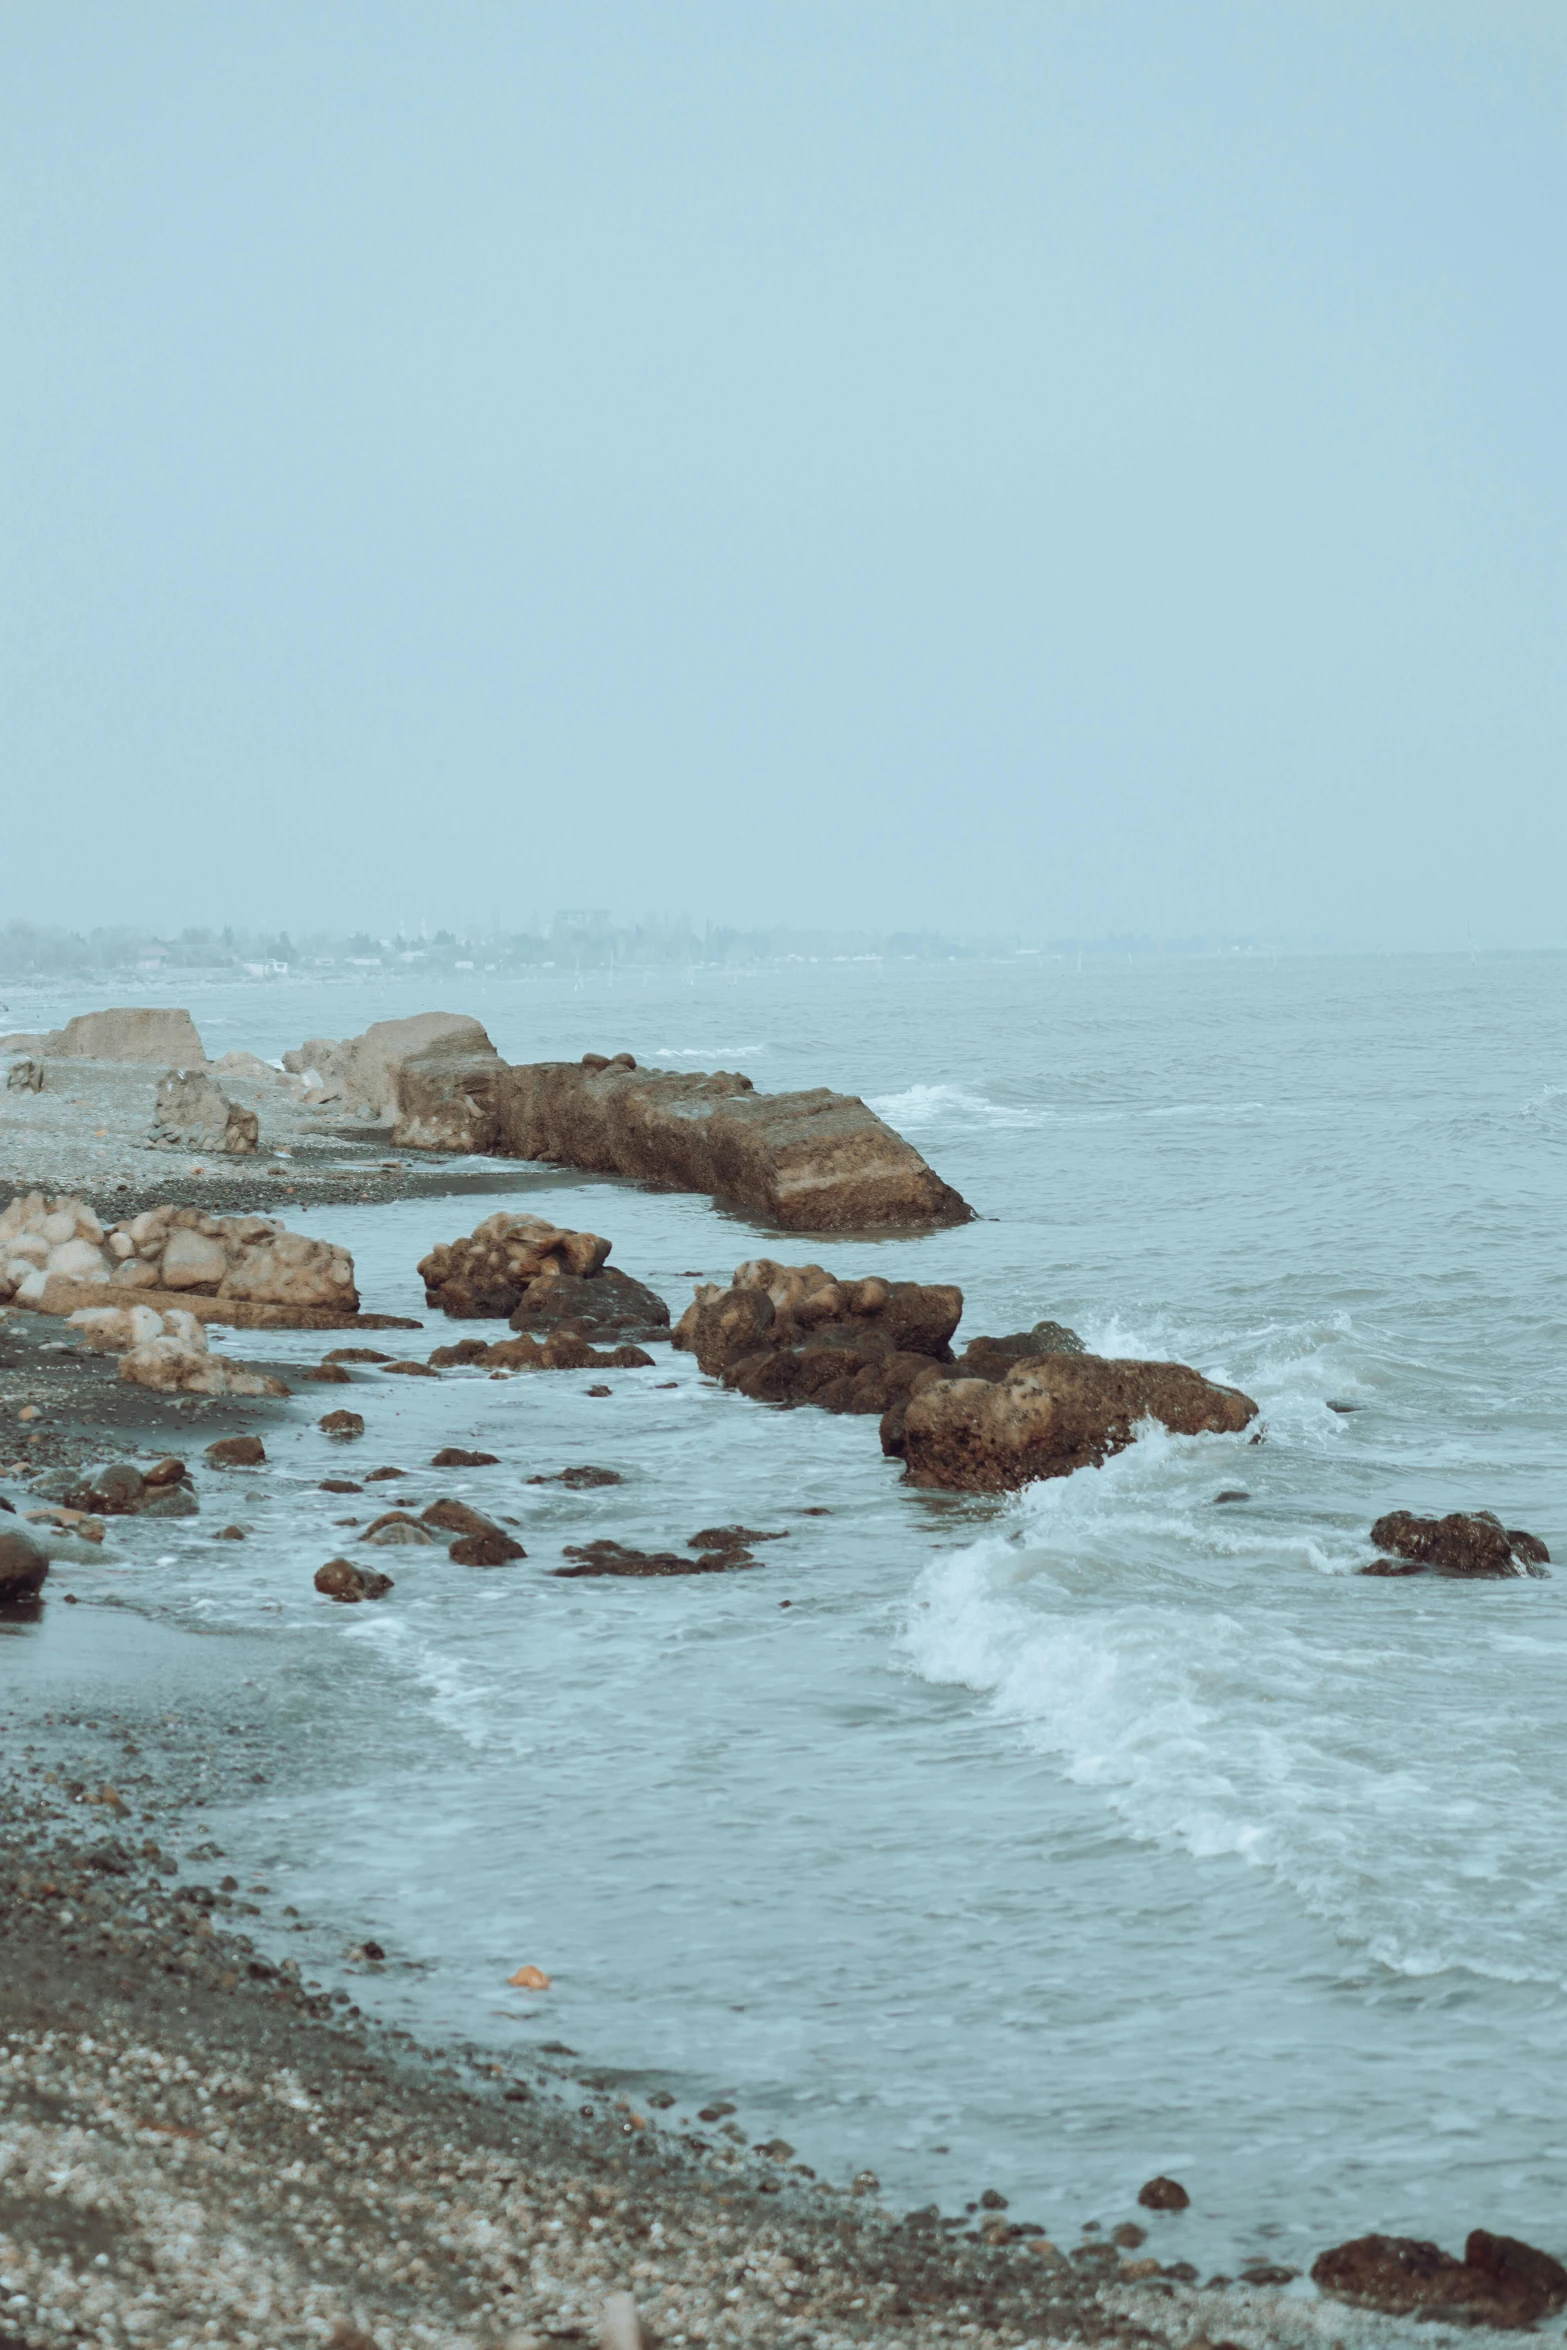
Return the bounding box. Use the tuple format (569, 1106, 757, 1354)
(150, 1070, 259, 1154)
(0, 1526, 50, 1605)
(896, 1355, 1259, 1491)
(1363, 1510, 1550, 1579)
(671, 1257, 965, 1418)
(1312, 2231, 1567, 2326)
(33, 1007, 207, 1064)
(417, 1212, 669, 1342)
(115, 1318, 291, 1398)
(42, 1458, 195, 1518)
(283, 1014, 500, 1131)
(497, 1055, 971, 1231)
(0, 1194, 358, 1317)
(68, 1302, 206, 1355)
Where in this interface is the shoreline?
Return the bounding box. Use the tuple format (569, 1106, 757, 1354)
(0, 1059, 1556, 2346)
(0, 1695, 1322, 2350)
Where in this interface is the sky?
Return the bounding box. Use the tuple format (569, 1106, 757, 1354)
(3, 2, 1563, 946)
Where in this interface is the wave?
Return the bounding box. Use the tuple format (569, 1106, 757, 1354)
(898, 1417, 1567, 1989)
(868, 1082, 1040, 1132)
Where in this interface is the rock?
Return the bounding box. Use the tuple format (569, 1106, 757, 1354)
(528, 1464, 621, 1487)
(427, 1331, 654, 1373)
(320, 1410, 365, 1439)
(207, 1435, 266, 1467)
(1364, 1510, 1550, 1579)
(306, 1361, 353, 1383)
(672, 1257, 963, 1424)
(362, 1513, 436, 1547)
(690, 1524, 788, 1554)
(898, 1356, 1259, 1491)
(150, 1069, 259, 1154)
(498, 1055, 972, 1231)
(1312, 2231, 1567, 2325)
(119, 1341, 290, 1397)
(600, 2291, 648, 2350)
(160, 1228, 232, 1289)
(0, 1192, 113, 1303)
(418, 1212, 616, 1318)
(39, 1006, 206, 1063)
(325, 1346, 391, 1364)
(283, 1013, 499, 1127)
(314, 1558, 394, 1603)
(68, 1302, 204, 1354)
(421, 1497, 501, 1538)
(143, 1455, 187, 1485)
(390, 1027, 509, 1152)
(0, 1527, 50, 1603)
(6, 1057, 44, 1093)
(1137, 2177, 1190, 2212)
(215, 1226, 357, 1312)
(555, 1538, 760, 1578)
(510, 1266, 670, 1345)
(952, 1320, 1086, 1376)
(432, 1446, 499, 1467)
(450, 1530, 526, 1564)
(385, 1358, 439, 1377)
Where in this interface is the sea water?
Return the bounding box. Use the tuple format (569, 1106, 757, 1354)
(4, 950, 1567, 2272)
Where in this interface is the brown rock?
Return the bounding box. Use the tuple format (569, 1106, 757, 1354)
(324, 1346, 392, 1364)
(0, 1527, 49, 1604)
(418, 1211, 617, 1319)
(449, 1530, 526, 1564)
(1312, 2231, 1567, 2325)
(509, 1265, 670, 1344)
(206, 1434, 266, 1467)
(432, 1447, 499, 1468)
(306, 1361, 353, 1383)
(900, 1357, 1258, 1491)
(143, 1455, 187, 1485)
(497, 1057, 971, 1231)
(361, 1512, 436, 1547)
(384, 1359, 439, 1377)
(319, 1410, 365, 1439)
(314, 1557, 395, 1604)
(1137, 2177, 1190, 2211)
(1365, 1510, 1550, 1579)
(41, 1006, 206, 1063)
(555, 1538, 756, 1579)
(527, 1465, 622, 1487)
(421, 1497, 501, 1537)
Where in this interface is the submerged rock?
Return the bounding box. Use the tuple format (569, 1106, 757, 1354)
(1312, 2230, 1567, 2325)
(1363, 1510, 1549, 1579)
(555, 1537, 763, 1579)
(428, 1331, 653, 1373)
(898, 1357, 1258, 1493)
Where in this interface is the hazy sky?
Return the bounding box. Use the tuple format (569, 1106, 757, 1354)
(4, 3, 1563, 945)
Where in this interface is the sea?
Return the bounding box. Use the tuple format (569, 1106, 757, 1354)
(4, 949, 1567, 2276)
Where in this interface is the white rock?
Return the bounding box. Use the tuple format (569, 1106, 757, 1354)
(159, 1228, 230, 1291)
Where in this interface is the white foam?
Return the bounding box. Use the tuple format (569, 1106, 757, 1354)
(868, 1082, 1039, 1132)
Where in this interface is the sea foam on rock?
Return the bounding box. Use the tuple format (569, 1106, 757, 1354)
(1362, 1510, 1550, 1579)
(897, 1354, 1259, 1491)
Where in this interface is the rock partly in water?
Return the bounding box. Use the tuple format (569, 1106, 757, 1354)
(361, 1513, 436, 1548)
(554, 1537, 762, 1579)
(207, 1435, 266, 1467)
(1312, 2231, 1567, 2326)
(498, 1053, 972, 1232)
(119, 1331, 291, 1398)
(43, 1460, 196, 1518)
(150, 1069, 259, 1154)
(315, 1557, 395, 1603)
(320, 1410, 365, 1439)
(428, 1332, 654, 1373)
(432, 1446, 499, 1468)
(1363, 1510, 1550, 1579)
(898, 1356, 1259, 1492)
(527, 1464, 622, 1488)
(672, 1257, 964, 1421)
(1136, 2177, 1190, 2212)
(417, 1212, 667, 1344)
(0, 1527, 50, 1604)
